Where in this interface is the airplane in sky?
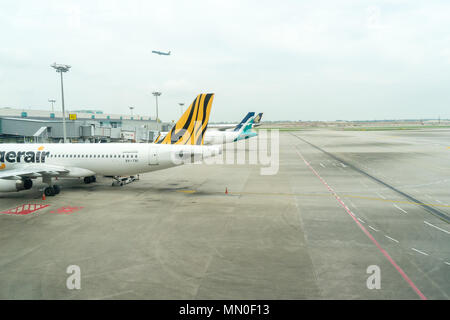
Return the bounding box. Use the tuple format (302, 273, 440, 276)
(155, 112, 258, 145)
(209, 112, 263, 131)
(152, 50, 171, 56)
(0, 94, 220, 196)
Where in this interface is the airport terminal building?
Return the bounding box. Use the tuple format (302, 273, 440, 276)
(0, 108, 172, 143)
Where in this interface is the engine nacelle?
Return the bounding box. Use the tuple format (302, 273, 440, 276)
(0, 179, 33, 192)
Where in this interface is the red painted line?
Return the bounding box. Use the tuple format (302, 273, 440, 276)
(0, 204, 50, 215)
(50, 206, 84, 215)
(296, 150, 427, 300)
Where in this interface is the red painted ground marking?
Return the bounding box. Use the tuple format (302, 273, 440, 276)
(296, 149, 427, 300)
(0, 204, 50, 215)
(50, 206, 84, 215)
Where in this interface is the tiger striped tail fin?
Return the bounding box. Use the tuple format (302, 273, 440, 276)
(156, 93, 214, 145)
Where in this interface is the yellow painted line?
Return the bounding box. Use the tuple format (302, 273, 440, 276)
(176, 189, 450, 208)
(176, 190, 197, 194)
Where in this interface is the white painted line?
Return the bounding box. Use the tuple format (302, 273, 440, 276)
(393, 204, 408, 214)
(357, 218, 365, 223)
(341, 163, 347, 168)
(320, 163, 325, 168)
(376, 192, 386, 199)
(411, 248, 429, 256)
(445, 262, 450, 266)
(424, 221, 450, 235)
(368, 225, 379, 232)
(385, 235, 399, 243)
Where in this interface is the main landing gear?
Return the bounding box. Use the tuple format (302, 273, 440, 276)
(42, 175, 61, 197)
(44, 184, 60, 197)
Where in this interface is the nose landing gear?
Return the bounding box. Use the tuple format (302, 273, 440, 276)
(83, 176, 96, 184)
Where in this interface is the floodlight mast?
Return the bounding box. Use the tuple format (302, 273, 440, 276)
(51, 63, 71, 143)
(179, 103, 185, 117)
(152, 91, 162, 132)
(48, 99, 56, 113)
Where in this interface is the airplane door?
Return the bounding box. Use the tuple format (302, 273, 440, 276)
(148, 147, 159, 165)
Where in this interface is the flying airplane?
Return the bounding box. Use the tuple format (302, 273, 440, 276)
(209, 112, 263, 131)
(0, 93, 220, 196)
(155, 113, 258, 145)
(152, 50, 171, 56)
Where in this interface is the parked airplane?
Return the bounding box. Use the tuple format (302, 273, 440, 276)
(252, 112, 264, 127)
(155, 113, 258, 145)
(152, 50, 171, 56)
(0, 93, 220, 196)
(203, 116, 257, 145)
(209, 112, 263, 131)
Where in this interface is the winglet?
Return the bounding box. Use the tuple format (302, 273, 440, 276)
(156, 93, 214, 145)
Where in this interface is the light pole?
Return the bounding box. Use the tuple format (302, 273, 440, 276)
(129, 106, 134, 118)
(152, 91, 162, 132)
(178, 103, 185, 117)
(51, 63, 71, 143)
(48, 99, 56, 113)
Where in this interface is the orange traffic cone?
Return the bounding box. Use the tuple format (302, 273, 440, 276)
(225, 187, 228, 195)
(42, 193, 46, 200)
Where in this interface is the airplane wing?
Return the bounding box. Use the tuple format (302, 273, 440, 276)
(0, 164, 93, 180)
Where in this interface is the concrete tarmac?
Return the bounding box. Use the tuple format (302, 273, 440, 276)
(0, 129, 449, 299)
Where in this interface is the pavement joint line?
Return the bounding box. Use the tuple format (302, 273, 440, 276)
(357, 218, 365, 223)
(412, 248, 429, 256)
(368, 225, 379, 232)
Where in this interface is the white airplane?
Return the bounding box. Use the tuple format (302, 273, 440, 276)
(152, 50, 171, 56)
(0, 93, 221, 196)
(155, 113, 258, 145)
(208, 112, 263, 131)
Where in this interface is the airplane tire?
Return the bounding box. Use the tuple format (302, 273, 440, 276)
(53, 185, 61, 195)
(90, 176, 96, 183)
(84, 177, 91, 184)
(44, 187, 55, 197)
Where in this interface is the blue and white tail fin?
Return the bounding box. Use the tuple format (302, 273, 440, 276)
(233, 112, 255, 132)
(233, 116, 257, 142)
(253, 113, 263, 127)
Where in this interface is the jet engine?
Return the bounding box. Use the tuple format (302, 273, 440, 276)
(0, 179, 33, 192)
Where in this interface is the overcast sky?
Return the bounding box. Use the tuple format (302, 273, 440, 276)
(1, 0, 450, 122)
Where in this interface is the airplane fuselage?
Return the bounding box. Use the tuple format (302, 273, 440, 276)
(0, 143, 220, 177)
